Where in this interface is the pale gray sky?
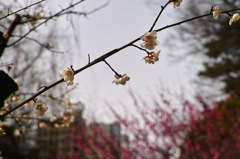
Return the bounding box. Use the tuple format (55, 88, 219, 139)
(26, 0, 202, 122)
(57, 0, 199, 122)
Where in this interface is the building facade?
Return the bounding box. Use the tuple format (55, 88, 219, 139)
(37, 110, 129, 159)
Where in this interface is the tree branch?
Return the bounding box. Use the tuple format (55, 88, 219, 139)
(0, 0, 45, 21)
(103, 60, 121, 76)
(131, 44, 151, 55)
(156, 8, 240, 32)
(7, 0, 86, 47)
(1, 7, 240, 119)
(149, 0, 172, 32)
(0, 14, 21, 57)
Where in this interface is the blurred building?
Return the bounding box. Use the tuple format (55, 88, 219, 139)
(36, 110, 129, 159)
(37, 110, 83, 159)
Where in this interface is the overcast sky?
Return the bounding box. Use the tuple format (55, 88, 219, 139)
(48, 0, 200, 122)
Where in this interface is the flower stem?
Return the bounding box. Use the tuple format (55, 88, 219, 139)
(103, 60, 121, 76)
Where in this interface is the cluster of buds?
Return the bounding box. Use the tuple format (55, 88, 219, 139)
(50, 115, 57, 122)
(142, 50, 161, 64)
(61, 109, 75, 127)
(34, 100, 48, 116)
(60, 67, 74, 87)
(51, 110, 75, 128)
(3, 32, 8, 39)
(172, 0, 182, 8)
(0, 121, 7, 137)
(212, 6, 222, 20)
(17, 109, 30, 122)
(212, 6, 240, 26)
(140, 31, 159, 50)
(229, 13, 240, 25)
(37, 109, 75, 129)
(38, 122, 47, 128)
(112, 74, 130, 85)
(14, 126, 25, 137)
(0, 127, 5, 137)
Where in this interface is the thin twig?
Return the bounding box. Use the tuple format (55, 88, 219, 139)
(0, 0, 45, 21)
(131, 44, 151, 55)
(156, 8, 240, 32)
(103, 60, 120, 76)
(88, 54, 91, 64)
(58, 1, 109, 17)
(7, 0, 86, 47)
(18, 2, 108, 25)
(11, 35, 65, 54)
(37, 86, 47, 91)
(0, 79, 64, 118)
(5, 115, 40, 121)
(0, 61, 14, 67)
(149, 1, 172, 32)
(0, 38, 139, 119)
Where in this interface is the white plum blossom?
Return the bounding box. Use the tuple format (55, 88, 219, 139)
(143, 56, 155, 64)
(39, 122, 47, 128)
(212, 6, 222, 20)
(140, 31, 159, 50)
(14, 129, 21, 137)
(229, 13, 240, 25)
(153, 49, 161, 61)
(54, 123, 60, 128)
(173, 0, 182, 8)
(14, 126, 25, 137)
(112, 74, 130, 85)
(140, 41, 159, 50)
(142, 49, 161, 64)
(0, 127, 5, 136)
(61, 109, 75, 126)
(34, 101, 48, 116)
(141, 31, 158, 42)
(60, 67, 74, 87)
(50, 115, 57, 122)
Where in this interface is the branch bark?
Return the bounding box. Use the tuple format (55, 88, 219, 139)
(0, 14, 21, 57)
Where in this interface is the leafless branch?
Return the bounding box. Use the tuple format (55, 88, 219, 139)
(1, 7, 240, 119)
(11, 35, 65, 54)
(7, 0, 86, 47)
(156, 8, 240, 32)
(0, 61, 14, 67)
(0, 0, 45, 21)
(0, 14, 21, 57)
(19, 2, 108, 25)
(103, 60, 121, 76)
(149, 0, 172, 32)
(131, 44, 151, 55)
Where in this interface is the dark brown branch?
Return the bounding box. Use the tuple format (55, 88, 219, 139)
(0, 79, 64, 118)
(0, 14, 21, 57)
(131, 44, 151, 55)
(149, 1, 172, 32)
(88, 54, 90, 64)
(1, 7, 240, 119)
(103, 60, 121, 76)
(0, 38, 139, 119)
(156, 8, 240, 32)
